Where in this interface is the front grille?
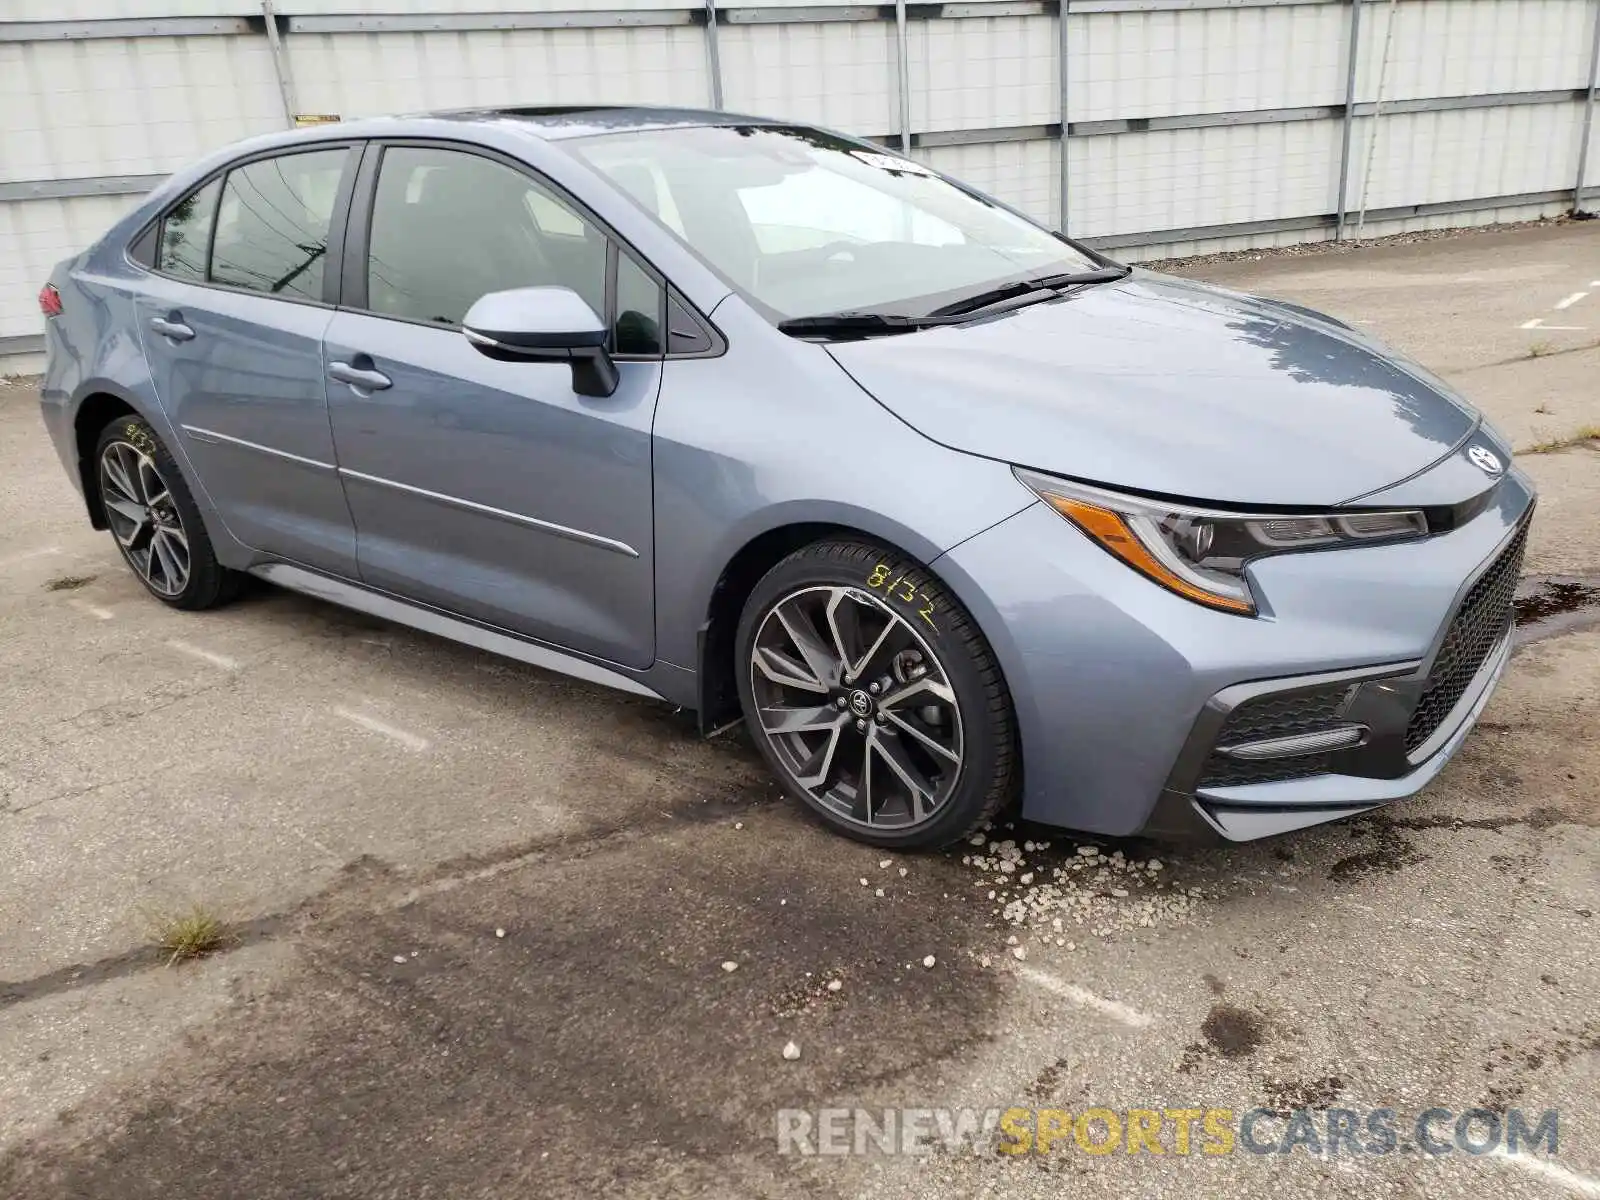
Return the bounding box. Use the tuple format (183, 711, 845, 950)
(1199, 685, 1352, 787)
(1405, 520, 1528, 755)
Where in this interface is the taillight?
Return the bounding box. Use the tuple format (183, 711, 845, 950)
(38, 284, 63, 317)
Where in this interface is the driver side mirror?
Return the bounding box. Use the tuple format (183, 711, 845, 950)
(462, 286, 619, 398)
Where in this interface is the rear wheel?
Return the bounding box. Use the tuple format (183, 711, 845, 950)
(95, 414, 239, 610)
(734, 539, 1017, 848)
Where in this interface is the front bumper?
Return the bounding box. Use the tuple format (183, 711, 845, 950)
(933, 465, 1535, 840)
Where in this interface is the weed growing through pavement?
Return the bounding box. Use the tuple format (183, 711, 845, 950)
(150, 905, 229, 966)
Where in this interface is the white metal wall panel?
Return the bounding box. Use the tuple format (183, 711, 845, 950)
(1586, 85, 1600, 189)
(2, 0, 687, 16)
(919, 140, 1058, 225)
(3, 0, 1598, 362)
(1355, 0, 1596, 101)
(0, 36, 284, 182)
(287, 27, 712, 117)
(0, 194, 141, 339)
(1113, 194, 1571, 263)
(719, 21, 897, 133)
(1069, 118, 1341, 238)
(6, 0, 253, 18)
(1346, 102, 1581, 209)
(273, 0, 690, 11)
(1115, 225, 1338, 264)
(1068, 5, 1348, 122)
(908, 15, 1058, 133)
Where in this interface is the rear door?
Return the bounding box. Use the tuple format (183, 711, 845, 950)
(133, 144, 360, 576)
(321, 142, 665, 668)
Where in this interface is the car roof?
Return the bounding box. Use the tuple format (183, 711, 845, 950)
(418, 104, 786, 141)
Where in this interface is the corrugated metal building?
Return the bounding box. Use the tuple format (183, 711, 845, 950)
(3, 0, 1599, 371)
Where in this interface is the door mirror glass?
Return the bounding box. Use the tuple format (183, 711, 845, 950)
(462, 286, 618, 397)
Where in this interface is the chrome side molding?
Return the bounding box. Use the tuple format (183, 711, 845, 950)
(250, 562, 665, 700)
(181, 425, 337, 471)
(337, 468, 639, 558)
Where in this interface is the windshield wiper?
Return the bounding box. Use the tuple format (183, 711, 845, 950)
(926, 265, 1130, 319)
(777, 264, 1132, 340)
(776, 312, 940, 340)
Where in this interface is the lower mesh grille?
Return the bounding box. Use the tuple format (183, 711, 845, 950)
(1199, 684, 1352, 787)
(1201, 754, 1333, 787)
(1405, 520, 1528, 756)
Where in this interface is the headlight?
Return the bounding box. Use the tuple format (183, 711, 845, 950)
(1014, 468, 1427, 617)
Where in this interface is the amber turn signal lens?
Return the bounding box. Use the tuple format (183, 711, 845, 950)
(1042, 494, 1255, 615)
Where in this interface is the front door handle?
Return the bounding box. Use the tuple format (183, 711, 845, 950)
(327, 361, 393, 392)
(149, 315, 195, 342)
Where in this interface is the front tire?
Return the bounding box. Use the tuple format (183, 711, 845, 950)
(94, 414, 239, 610)
(734, 539, 1017, 848)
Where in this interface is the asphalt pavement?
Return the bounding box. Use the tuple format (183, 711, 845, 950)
(1, 219, 1598, 1199)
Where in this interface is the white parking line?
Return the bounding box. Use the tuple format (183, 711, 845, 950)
(68, 598, 114, 620)
(334, 707, 430, 752)
(1017, 966, 1155, 1028)
(1520, 318, 1585, 331)
(1490, 1149, 1600, 1198)
(1553, 292, 1589, 310)
(0, 545, 61, 567)
(166, 639, 239, 671)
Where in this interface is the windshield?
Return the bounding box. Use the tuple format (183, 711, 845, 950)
(565, 124, 1100, 320)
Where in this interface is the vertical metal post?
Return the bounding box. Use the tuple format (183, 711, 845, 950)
(1334, 0, 1363, 239)
(261, 0, 298, 127)
(1354, 0, 1400, 242)
(1058, 0, 1071, 233)
(895, 0, 912, 153)
(1574, 0, 1600, 213)
(704, 0, 724, 110)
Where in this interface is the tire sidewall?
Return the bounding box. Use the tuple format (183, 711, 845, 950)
(734, 540, 1009, 848)
(94, 413, 227, 609)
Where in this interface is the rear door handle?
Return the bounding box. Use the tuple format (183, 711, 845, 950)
(327, 361, 393, 392)
(149, 316, 195, 342)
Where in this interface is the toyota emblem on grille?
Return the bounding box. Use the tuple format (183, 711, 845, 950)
(1467, 445, 1503, 475)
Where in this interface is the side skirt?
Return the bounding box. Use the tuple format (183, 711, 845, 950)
(250, 562, 667, 701)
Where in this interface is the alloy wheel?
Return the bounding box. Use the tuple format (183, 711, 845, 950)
(99, 439, 191, 598)
(748, 585, 965, 831)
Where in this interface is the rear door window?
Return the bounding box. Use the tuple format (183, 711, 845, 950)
(156, 177, 221, 281)
(209, 148, 351, 301)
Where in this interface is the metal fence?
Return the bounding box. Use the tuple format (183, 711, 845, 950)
(3, 0, 1599, 366)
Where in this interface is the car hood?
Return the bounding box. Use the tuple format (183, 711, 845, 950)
(826, 272, 1479, 507)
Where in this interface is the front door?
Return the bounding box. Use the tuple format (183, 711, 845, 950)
(322, 144, 665, 669)
(135, 145, 359, 577)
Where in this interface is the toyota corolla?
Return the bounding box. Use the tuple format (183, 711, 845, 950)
(37, 106, 1534, 847)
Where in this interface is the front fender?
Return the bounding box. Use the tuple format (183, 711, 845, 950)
(651, 297, 1035, 673)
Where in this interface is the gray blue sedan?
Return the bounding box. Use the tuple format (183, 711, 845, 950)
(37, 106, 1534, 847)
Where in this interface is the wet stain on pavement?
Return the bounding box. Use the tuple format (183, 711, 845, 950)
(1261, 1074, 1342, 1115)
(1024, 1057, 1072, 1101)
(1326, 823, 1427, 882)
(1514, 575, 1600, 644)
(1200, 1004, 1266, 1059)
(1480, 1019, 1600, 1113)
